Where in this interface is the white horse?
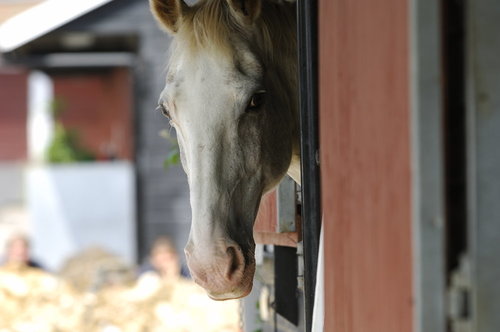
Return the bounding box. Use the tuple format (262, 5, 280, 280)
(150, 0, 299, 300)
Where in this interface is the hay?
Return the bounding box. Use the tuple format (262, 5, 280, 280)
(58, 246, 135, 292)
(0, 256, 240, 332)
(0, 265, 83, 332)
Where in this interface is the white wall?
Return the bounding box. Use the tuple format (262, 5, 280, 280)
(0, 163, 30, 258)
(27, 162, 136, 271)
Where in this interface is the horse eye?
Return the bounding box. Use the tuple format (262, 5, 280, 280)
(246, 90, 267, 112)
(156, 103, 171, 119)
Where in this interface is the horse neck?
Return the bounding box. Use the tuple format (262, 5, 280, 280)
(284, 57, 300, 186)
(259, 3, 301, 185)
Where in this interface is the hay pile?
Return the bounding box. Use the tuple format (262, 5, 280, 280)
(58, 247, 136, 292)
(0, 249, 240, 332)
(84, 277, 240, 332)
(0, 265, 83, 332)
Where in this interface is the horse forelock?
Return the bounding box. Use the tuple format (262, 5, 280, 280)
(172, 0, 296, 65)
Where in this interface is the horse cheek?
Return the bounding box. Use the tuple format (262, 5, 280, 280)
(237, 117, 262, 175)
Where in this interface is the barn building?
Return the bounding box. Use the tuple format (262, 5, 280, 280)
(0, 0, 191, 269)
(1, 0, 500, 332)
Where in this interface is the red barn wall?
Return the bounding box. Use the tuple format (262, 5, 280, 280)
(0, 69, 28, 161)
(254, 191, 299, 247)
(51, 67, 133, 161)
(319, 0, 413, 331)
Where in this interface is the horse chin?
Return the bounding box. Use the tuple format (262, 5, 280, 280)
(206, 272, 254, 301)
(207, 260, 256, 301)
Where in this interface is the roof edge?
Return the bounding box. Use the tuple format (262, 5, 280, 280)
(0, 0, 114, 52)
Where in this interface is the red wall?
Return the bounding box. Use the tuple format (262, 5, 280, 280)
(0, 69, 28, 161)
(254, 191, 299, 247)
(52, 68, 133, 161)
(319, 0, 413, 331)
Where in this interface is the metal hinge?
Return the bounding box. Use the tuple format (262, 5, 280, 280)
(296, 242, 304, 290)
(276, 175, 297, 233)
(448, 254, 473, 332)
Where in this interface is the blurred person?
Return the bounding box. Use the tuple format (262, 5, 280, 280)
(138, 235, 189, 280)
(129, 236, 188, 300)
(1, 233, 43, 269)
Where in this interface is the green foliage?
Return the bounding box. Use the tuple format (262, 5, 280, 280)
(160, 129, 180, 170)
(45, 97, 95, 163)
(49, 98, 67, 119)
(163, 148, 180, 169)
(46, 122, 95, 163)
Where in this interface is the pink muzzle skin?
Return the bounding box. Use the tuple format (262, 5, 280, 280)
(185, 243, 255, 300)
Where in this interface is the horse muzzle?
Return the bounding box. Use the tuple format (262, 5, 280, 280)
(184, 240, 256, 300)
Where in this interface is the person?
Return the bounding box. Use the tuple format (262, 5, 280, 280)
(138, 235, 189, 280)
(126, 236, 187, 301)
(1, 233, 43, 269)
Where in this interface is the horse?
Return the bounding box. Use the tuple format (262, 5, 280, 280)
(150, 0, 299, 300)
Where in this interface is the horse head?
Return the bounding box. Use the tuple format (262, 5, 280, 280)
(150, 0, 299, 300)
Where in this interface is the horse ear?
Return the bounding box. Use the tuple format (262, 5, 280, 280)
(226, 0, 262, 24)
(149, 0, 189, 33)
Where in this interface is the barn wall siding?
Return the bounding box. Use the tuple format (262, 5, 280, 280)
(52, 68, 133, 161)
(254, 190, 299, 247)
(0, 69, 28, 161)
(319, 0, 413, 331)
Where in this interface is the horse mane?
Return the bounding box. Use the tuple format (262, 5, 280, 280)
(176, 0, 296, 64)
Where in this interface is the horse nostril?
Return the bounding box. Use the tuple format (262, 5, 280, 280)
(226, 245, 244, 280)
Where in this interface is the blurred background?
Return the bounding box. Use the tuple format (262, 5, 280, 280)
(0, 0, 245, 331)
(0, 0, 190, 275)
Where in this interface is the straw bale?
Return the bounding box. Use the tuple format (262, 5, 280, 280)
(58, 246, 135, 292)
(0, 260, 241, 331)
(0, 265, 83, 331)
